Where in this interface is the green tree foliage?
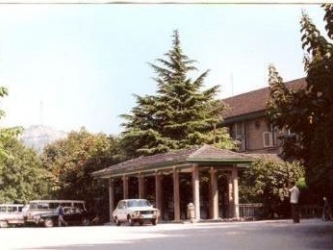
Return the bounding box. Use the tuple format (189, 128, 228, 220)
(0, 86, 22, 157)
(267, 4, 333, 198)
(0, 86, 39, 203)
(0, 137, 48, 203)
(239, 159, 305, 218)
(0, 86, 8, 119)
(41, 128, 123, 215)
(266, 65, 311, 161)
(120, 30, 236, 157)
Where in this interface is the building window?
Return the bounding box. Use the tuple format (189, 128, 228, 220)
(263, 131, 273, 147)
(264, 123, 279, 146)
(270, 124, 279, 146)
(234, 122, 245, 151)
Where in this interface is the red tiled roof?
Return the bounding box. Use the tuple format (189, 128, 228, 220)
(187, 144, 251, 161)
(246, 153, 283, 162)
(92, 145, 253, 178)
(222, 78, 306, 120)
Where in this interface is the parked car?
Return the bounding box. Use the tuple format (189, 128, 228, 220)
(24, 200, 86, 226)
(112, 199, 159, 226)
(35, 206, 95, 227)
(0, 204, 24, 228)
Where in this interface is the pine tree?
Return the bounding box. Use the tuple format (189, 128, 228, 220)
(120, 30, 235, 157)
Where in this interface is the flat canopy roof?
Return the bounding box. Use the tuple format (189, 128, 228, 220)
(92, 145, 254, 179)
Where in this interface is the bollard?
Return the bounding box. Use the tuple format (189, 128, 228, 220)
(187, 202, 195, 222)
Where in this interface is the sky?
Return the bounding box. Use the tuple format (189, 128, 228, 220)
(0, 3, 327, 135)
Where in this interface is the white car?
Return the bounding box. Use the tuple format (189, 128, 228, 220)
(112, 199, 159, 226)
(0, 204, 24, 228)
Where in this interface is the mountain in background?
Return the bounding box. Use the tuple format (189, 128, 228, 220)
(20, 125, 68, 153)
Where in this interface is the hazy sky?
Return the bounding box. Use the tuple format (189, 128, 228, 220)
(0, 4, 326, 135)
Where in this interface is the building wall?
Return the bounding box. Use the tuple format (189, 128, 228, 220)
(222, 78, 306, 156)
(227, 116, 280, 154)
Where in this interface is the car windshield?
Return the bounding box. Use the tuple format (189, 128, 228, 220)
(127, 200, 151, 208)
(30, 203, 49, 210)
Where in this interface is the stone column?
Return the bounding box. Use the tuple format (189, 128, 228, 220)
(192, 165, 200, 221)
(228, 173, 234, 218)
(155, 173, 162, 210)
(173, 167, 180, 221)
(210, 167, 219, 220)
(232, 165, 239, 220)
(108, 178, 114, 222)
(138, 174, 145, 199)
(123, 176, 129, 199)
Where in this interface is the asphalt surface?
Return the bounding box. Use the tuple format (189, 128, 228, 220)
(1, 219, 332, 250)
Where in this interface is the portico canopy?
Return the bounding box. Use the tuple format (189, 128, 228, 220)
(92, 145, 254, 222)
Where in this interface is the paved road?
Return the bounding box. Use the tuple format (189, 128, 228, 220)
(1, 219, 332, 250)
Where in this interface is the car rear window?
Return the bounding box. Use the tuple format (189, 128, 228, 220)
(127, 200, 151, 207)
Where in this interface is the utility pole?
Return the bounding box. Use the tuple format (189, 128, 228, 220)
(231, 73, 234, 96)
(40, 99, 44, 125)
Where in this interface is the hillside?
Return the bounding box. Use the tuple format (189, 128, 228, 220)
(20, 125, 68, 153)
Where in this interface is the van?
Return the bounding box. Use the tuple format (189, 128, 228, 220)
(0, 204, 24, 228)
(24, 200, 86, 225)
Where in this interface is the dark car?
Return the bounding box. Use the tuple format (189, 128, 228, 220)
(36, 206, 96, 227)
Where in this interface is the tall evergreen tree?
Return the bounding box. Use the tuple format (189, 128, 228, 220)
(267, 4, 333, 198)
(120, 30, 235, 157)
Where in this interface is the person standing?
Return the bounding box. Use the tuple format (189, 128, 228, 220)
(56, 203, 68, 226)
(289, 181, 300, 223)
(322, 197, 332, 221)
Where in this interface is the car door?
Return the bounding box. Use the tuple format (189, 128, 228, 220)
(63, 207, 76, 225)
(70, 208, 82, 225)
(117, 201, 126, 222)
(121, 201, 128, 221)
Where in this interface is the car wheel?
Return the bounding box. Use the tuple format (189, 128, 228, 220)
(151, 219, 157, 226)
(44, 218, 54, 227)
(82, 218, 90, 226)
(114, 217, 121, 226)
(127, 216, 134, 226)
(0, 220, 8, 228)
(139, 221, 143, 226)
